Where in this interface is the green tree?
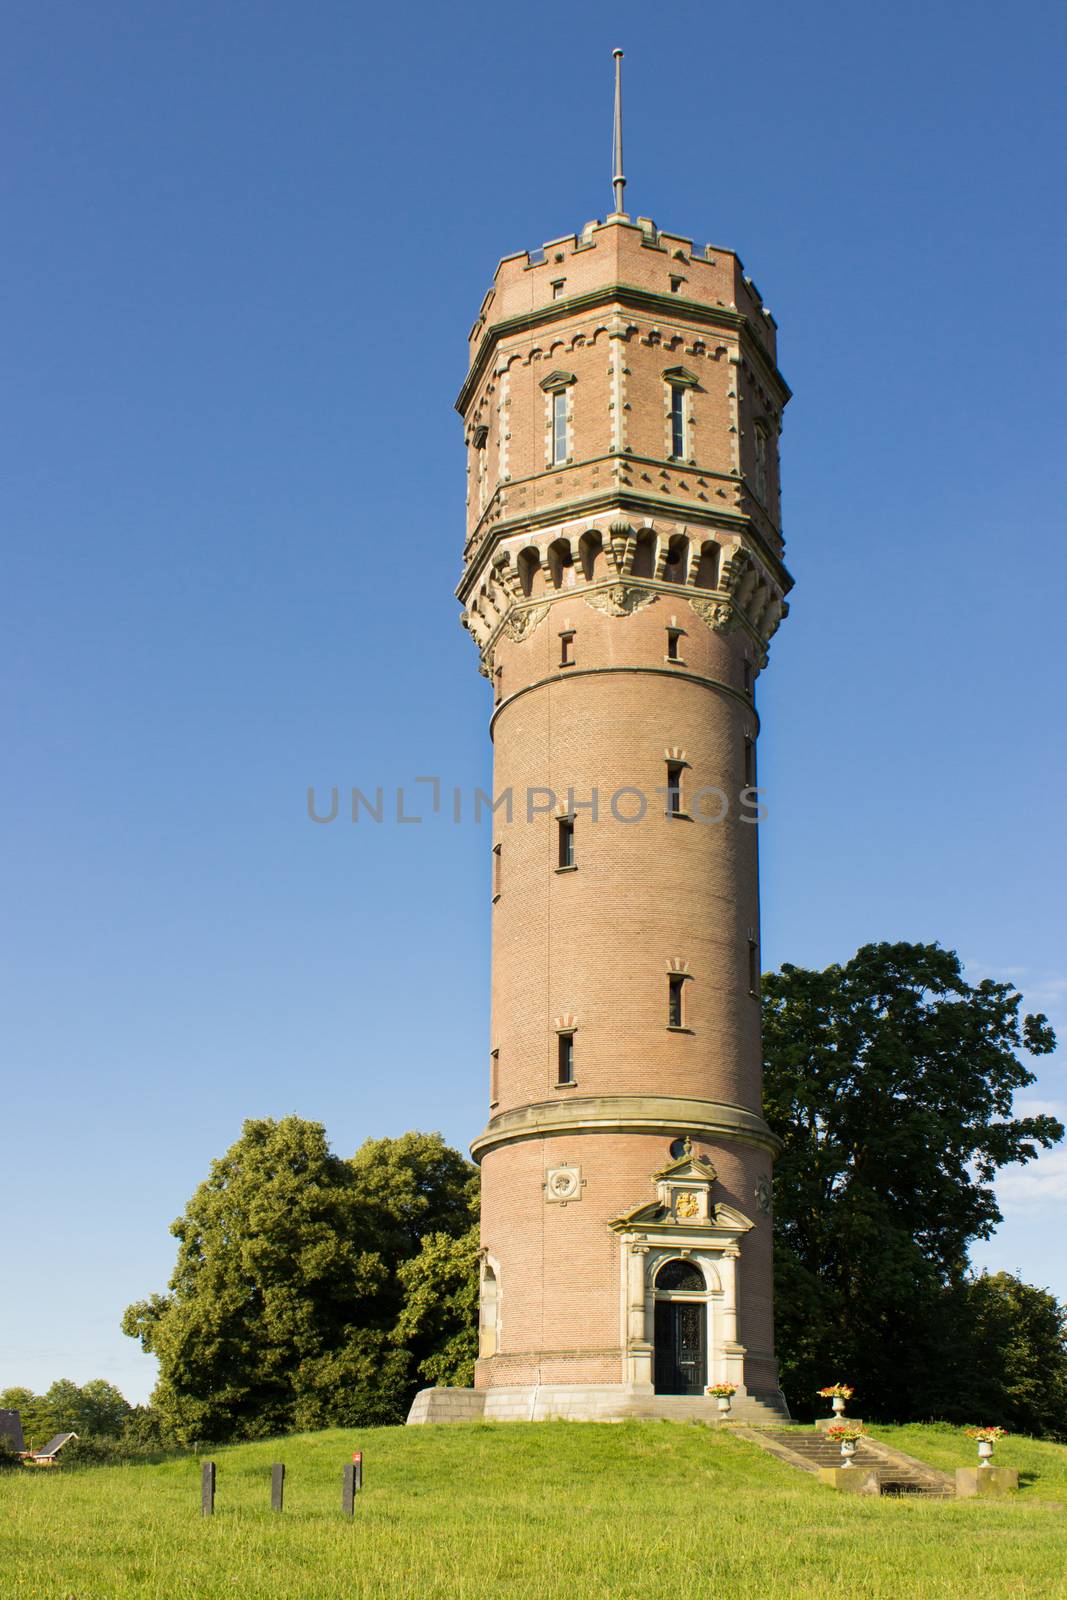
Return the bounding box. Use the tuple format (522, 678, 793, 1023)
(350, 1131, 478, 1263)
(0, 1380, 134, 1451)
(123, 1117, 477, 1442)
(42, 1379, 131, 1439)
(762, 942, 1061, 1424)
(947, 1272, 1067, 1440)
(395, 1223, 481, 1388)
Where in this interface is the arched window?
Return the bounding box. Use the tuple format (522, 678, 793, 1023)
(631, 529, 657, 579)
(479, 1262, 500, 1357)
(518, 547, 541, 598)
(548, 537, 574, 589)
(656, 1258, 705, 1293)
(579, 529, 603, 581)
(694, 541, 720, 590)
(663, 534, 689, 584)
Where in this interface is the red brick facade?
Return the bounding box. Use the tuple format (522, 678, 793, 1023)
(457, 212, 792, 1409)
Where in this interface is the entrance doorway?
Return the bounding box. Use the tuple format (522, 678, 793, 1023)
(652, 1259, 707, 1395)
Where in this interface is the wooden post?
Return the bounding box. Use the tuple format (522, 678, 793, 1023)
(201, 1461, 216, 1516)
(352, 1450, 363, 1491)
(271, 1462, 285, 1512)
(342, 1462, 356, 1518)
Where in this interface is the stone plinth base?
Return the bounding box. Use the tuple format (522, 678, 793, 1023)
(817, 1466, 881, 1495)
(407, 1384, 789, 1426)
(815, 1416, 864, 1431)
(955, 1466, 1019, 1497)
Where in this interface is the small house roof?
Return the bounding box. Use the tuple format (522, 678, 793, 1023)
(34, 1432, 78, 1458)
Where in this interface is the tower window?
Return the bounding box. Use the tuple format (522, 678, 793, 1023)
(557, 816, 575, 870)
(665, 761, 685, 817)
(492, 842, 502, 901)
(552, 390, 567, 464)
(670, 275, 684, 294)
(744, 738, 756, 790)
(559, 630, 575, 666)
(668, 974, 686, 1028)
(666, 628, 684, 662)
(494, 665, 503, 706)
(754, 422, 768, 502)
(551, 279, 565, 300)
(557, 1032, 575, 1086)
(670, 385, 685, 458)
(749, 941, 760, 997)
(743, 660, 753, 696)
(490, 1048, 500, 1106)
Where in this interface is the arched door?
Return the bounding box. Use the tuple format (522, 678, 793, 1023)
(653, 1259, 707, 1395)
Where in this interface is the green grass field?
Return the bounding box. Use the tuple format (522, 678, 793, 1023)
(4, 1421, 1065, 1600)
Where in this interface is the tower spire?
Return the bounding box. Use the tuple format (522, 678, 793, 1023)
(611, 48, 626, 216)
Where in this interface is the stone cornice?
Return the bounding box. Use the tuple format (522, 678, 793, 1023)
(462, 544, 789, 676)
(456, 283, 791, 417)
(470, 1094, 783, 1161)
(458, 484, 790, 604)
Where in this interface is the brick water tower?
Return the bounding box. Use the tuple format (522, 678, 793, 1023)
(410, 54, 792, 1424)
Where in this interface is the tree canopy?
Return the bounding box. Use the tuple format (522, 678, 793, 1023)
(122, 1117, 477, 1442)
(762, 940, 1063, 1425)
(0, 1379, 131, 1450)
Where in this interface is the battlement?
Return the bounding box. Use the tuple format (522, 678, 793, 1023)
(467, 215, 778, 369)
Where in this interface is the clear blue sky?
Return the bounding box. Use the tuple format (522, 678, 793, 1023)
(2, 0, 1064, 1404)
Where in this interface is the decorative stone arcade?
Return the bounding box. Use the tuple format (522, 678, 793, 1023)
(408, 77, 793, 1426)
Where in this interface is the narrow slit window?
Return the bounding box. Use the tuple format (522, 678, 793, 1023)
(670, 386, 685, 458)
(754, 422, 768, 501)
(494, 666, 503, 706)
(557, 1032, 575, 1086)
(667, 628, 684, 662)
(668, 974, 686, 1028)
(552, 389, 568, 464)
(743, 660, 753, 696)
(666, 761, 684, 817)
(744, 738, 756, 790)
(559, 630, 575, 666)
(748, 941, 760, 997)
(558, 816, 575, 869)
(490, 1048, 500, 1105)
(492, 842, 502, 901)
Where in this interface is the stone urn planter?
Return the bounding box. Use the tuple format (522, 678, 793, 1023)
(816, 1384, 855, 1423)
(706, 1383, 736, 1416)
(825, 1423, 865, 1468)
(966, 1426, 1006, 1466)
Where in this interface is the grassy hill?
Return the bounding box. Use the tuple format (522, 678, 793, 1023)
(3, 1421, 1065, 1599)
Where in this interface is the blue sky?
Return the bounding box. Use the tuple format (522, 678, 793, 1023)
(2, 0, 1064, 1404)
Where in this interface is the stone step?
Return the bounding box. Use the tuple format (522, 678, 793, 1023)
(739, 1429, 956, 1499)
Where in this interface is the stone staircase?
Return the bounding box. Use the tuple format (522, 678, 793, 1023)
(736, 1428, 956, 1497)
(623, 1392, 790, 1426)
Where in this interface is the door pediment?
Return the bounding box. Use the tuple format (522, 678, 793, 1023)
(609, 1148, 754, 1243)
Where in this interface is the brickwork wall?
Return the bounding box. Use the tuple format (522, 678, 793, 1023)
(489, 652, 761, 1113)
(457, 211, 790, 1403)
(476, 1129, 775, 1390)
